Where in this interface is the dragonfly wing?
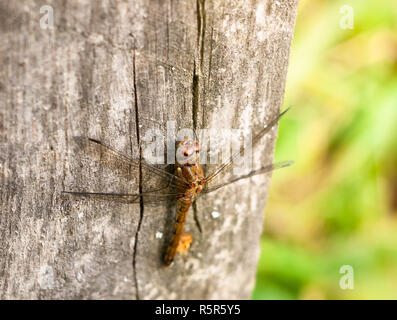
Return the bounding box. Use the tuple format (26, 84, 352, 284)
(204, 108, 290, 185)
(201, 161, 293, 195)
(62, 190, 185, 205)
(72, 137, 188, 191)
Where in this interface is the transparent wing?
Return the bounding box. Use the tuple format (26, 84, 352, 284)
(199, 161, 293, 196)
(204, 107, 290, 185)
(61, 190, 186, 205)
(72, 137, 189, 191)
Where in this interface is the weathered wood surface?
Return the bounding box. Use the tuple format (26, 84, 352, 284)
(0, 0, 299, 299)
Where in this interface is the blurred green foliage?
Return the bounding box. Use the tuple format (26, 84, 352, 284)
(253, 0, 397, 299)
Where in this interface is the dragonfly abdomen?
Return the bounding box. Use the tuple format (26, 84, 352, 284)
(164, 197, 193, 266)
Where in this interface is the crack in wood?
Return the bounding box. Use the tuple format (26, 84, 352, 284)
(130, 35, 143, 300)
(192, 62, 199, 131)
(191, 0, 206, 234)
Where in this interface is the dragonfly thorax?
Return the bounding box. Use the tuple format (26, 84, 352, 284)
(175, 137, 204, 195)
(175, 164, 204, 195)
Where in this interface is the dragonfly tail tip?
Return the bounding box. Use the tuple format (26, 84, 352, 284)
(279, 160, 294, 168)
(285, 160, 294, 167)
(280, 106, 292, 117)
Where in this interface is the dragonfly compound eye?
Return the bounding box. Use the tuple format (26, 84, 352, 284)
(183, 145, 194, 157)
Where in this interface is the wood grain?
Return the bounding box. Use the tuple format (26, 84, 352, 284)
(0, 0, 299, 299)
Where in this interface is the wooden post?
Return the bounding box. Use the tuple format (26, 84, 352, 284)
(0, 0, 299, 299)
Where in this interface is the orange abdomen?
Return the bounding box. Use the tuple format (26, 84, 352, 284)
(164, 197, 193, 266)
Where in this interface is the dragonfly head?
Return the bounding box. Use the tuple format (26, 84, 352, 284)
(176, 137, 200, 166)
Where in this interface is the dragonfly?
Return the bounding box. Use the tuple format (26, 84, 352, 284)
(62, 107, 293, 266)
